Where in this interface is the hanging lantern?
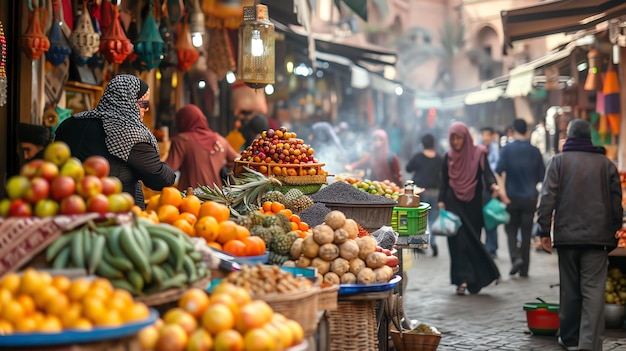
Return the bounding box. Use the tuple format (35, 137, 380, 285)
(175, 19, 199, 72)
(46, 0, 72, 66)
(69, 1, 101, 65)
(584, 49, 603, 91)
(189, 0, 206, 48)
(236, 1, 275, 89)
(135, 1, 165, 71)
(99, 0, 133, 64)
(20, 3, 50, 60)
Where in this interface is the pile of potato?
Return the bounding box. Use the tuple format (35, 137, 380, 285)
(285, 211, 395, 285)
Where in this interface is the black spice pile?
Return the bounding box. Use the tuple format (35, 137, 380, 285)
(298, 203, 332, 227)
(311, 182, 397, 205)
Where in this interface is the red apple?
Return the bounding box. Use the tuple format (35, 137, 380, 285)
(23, 177, 50, 203)
(83, 156, 110, 178)
(59, 195, 87, 215)
(20, 159, 44, 179)
(0, 198, 11, 217)
(35, 161, 59, 182)
(76, 175, 103, 199)
(59, 157, 85, 181)
(5, 175, 31, 200)
(8, 199, 32, 217)
(43, 141, 71, 167)
(34, 199, 60, 217)
(86, 194, 110, 214)
(50, 175, 76, 201)
(100, 176, 123, 195)
(108, 193, 134, 213)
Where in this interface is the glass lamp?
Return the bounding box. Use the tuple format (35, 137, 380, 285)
(236, 1, 275, 89)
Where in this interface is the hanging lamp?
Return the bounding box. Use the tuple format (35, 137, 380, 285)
(46, 0, 72, 66)
(189, 0, 206, 48)
(236, 0, 275, 89)
(69, 0, 101, 65)
(100, 0, 133, 64)
(134, 0, 165, 71)
(175, 17, 199, 72)
(20, 1, 50, 60)
(584, 49, 603, 91)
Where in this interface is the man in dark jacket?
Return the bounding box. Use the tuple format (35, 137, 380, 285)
(536, 119, 622, 351)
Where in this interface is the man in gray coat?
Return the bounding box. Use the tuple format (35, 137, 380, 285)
(536, 119, 622, 351)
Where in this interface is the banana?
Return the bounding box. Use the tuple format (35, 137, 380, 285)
(160, 273, 188, 290)
(88, 234, 106, 275)
(134, 221, 154, 253)
(106, 226, 126, 258)
(109, 279, 138, 295)
(119, 225, 151, 283)
(126, 270, 145, 293)
(70, 226, 86, 269)
(187, 251, 202, 263)
(82, 228, 93, 262)
(95, 257, 124, 279)
(51, 246, 71, 269)
(149, 238, 170, 265)
(46, 229, 79, 262)
(150, 265, 166, 290)
(147, 228, 185, 272)
(196, 264, 207, 280)
(161, 263, 175, 278)
(102, 246, 134, 272)
(182, 255, 198, 283)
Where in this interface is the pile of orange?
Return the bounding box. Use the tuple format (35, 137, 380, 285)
(138, 284, 304, 351)
(0, 268, 150, 334)
(259, 201, 310, 239)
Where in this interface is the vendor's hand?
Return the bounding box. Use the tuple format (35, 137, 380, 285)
(490, 184, 500, 198)
(540, 237, 552, 254)
(437, 202, 445, 210)
(500, 194, 511, 205)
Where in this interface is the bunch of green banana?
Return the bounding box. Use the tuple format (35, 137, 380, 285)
(45, 218, 207, 296)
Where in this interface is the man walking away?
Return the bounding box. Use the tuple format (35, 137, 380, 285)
(480, 127, 500, 258)
(495, 119, 545, 277)
(537, 119, 622, 351)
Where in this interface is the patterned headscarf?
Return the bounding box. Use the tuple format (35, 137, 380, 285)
(74, 74, 158, 161)
(447, 122, 487, 202)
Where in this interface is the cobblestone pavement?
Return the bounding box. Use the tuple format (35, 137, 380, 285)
(400, 230, 626, 351)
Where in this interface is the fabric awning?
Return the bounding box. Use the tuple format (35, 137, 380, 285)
(501, 0, 626, 47)
(464, 87, 504, 105)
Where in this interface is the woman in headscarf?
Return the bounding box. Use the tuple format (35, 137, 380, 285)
(55, 74, 176, 209)
(346, 129, 402, 185)
(167, 104, 239, 190)
(438, 122, 501, 295)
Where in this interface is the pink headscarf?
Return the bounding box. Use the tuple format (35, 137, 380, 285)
(372, 129, 390, 159)
(447, 122, 487, 202)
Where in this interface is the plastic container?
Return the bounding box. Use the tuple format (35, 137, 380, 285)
(523, 298, 559, 335)
(391, 203, 431, 236)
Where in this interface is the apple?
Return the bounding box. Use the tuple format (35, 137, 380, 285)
(20, 159, 44, 179)
(76, 175, 103, 199)
(35, 161, 59, 182)
(8, 199, 32, 217)
(43, 141, 71, 167)
(50, 175, 76, 201)
(34, 199, 60, 217)
(83, 156, 110, 178)
(100, 176, 122, 195)
(108, 193, 134, 213)
(23, 177, 50, 203)
(5, 175, 31, 200)
(0, 198, 11, 217)
(59, 195, 87, 215)
(59, 157, 85, 181)
(87, 194, 110, 214)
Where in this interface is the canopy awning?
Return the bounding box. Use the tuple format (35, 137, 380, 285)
(501, 0, 626, 47)
(464, 87, 504, 105)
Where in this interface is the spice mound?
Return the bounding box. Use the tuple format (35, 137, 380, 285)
(311, 181, 397, 205)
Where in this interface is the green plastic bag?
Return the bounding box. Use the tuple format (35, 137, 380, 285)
(431, 209, 462, 236)
(483, 198, 510, 230)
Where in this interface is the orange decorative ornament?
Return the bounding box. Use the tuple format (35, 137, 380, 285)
(99, 0, 133, 64)
(20, 3, 50, 60)
(175, 19, 199, 72)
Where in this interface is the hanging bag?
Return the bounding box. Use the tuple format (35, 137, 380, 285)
(431, 209, 462, 236)
(483, 198, 510, 230)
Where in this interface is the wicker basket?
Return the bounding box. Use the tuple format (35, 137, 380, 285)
(254, 287, 320, 338)
(318, 284, 339, 311)
(327, 300, 379, 351)
(321, 202, 395, 233)
(235, 160, 326, 180)
(390, 330, 441, 351)
(135, 276, 211, 313)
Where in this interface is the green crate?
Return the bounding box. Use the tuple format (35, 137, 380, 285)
(391, 203, 431, 236)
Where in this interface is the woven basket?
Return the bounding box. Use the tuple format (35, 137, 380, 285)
(318, 284, 339, 311)
(235, 160, 326, 179)
(390, 330, 441, 351)
(327, 300, 379, 351)
(135, 276, 211, 312)
(254, 287, 320, 338)
(321, 202, 395, 233)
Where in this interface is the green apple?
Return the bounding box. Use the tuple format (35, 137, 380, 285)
(43, 141, 72, 167)
(5, 175, 31, 200)
(34, 199, 60, 217)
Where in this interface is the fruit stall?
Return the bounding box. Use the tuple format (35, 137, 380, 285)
(0, 127, 438, 351)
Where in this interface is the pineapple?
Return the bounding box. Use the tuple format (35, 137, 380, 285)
(262, 190, 287, 204)
(289, 195, 314, 212)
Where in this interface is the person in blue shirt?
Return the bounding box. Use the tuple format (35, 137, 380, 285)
(480, 127, 500, 258)
(495, 119, 545, 277)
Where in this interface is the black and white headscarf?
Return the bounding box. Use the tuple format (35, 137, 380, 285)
(74, 74, 158, 161)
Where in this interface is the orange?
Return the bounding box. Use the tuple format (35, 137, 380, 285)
(195, 216, 219, 243)
(298, 222, 309, 231)
(45, 293, 69, 317)
(262, 201, 273, 213)
(0, 273, 21, 294)
(82, 296, 106, 322)
(207, 242, 222, 250)
(33, 285, 60, 309)
(289, 214, 301, 224)
(51, 275, 71, 293)
(178, 212, 198, 226)
(39, 315, 63, 333)
(159, 187, 183, 208)
(199, 201, 230, 223)
(187, 329, 213, 351)
(285, 319, 304, 344)
(222, 240, 247, 257)
(16, 294, 35, 315)
(216, 221, 239, 244)
(1, 299, 24, 323)
(235, 225, 250, 240)
(111, 289, 134, 308)
(146, 210, 160, 224)
(146, 194, 161, 212)
(270, 202, 285, 213)
(179, 195, 201, 217)
(131, 205, 143, 216)
(95, 309, 123, 327)
(179, 288, 210, 318)
(67, 318, 93, 331)
(213, 330, 244, 351)
(91, 277, 114, 295)
(61, 302, 83, 328)
(67, 278, 91, 302)
(243, 236, 266, 256)
(201, 303, 235, 335)
(243, 328, 277, 351)
(19, 268, 45, 295)
(14, 315, 38, 332)
(173, 219, 196, 237)
(122, 302, 150, 323)
(138, 325, 160, 351)
(278, 208, 293, 218)
(0, 320, 13, 335)
(157, 204, 180, 224)
(291, 222, 298, 231)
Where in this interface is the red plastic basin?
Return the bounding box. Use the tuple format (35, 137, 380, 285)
(523, 301, 559, 335)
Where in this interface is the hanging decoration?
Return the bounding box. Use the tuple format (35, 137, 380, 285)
(167, 0, 185, 26)
(175, 17, 199, 72)
(203, 0, 242, 29)
(0, 21, 7, 107)
(603, 63, 621, 135)
(87, 0, 105, 69)
(134, 1, 165, 71)
(584, 49, 603, 91)
(99, 0, 133, 64)
(237, 1, 275, 89)
(20, 1, 51, 60)
(69, 1, 101, 65)
(46, 0, 72, 66)
(206, 27, 235, 79)
(159, 3, 178, 68)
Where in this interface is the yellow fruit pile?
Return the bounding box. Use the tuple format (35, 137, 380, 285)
(0, 269, 150, 335)
(139, 284, 304, 351)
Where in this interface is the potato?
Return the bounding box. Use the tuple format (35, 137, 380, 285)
(290, 238, 304, 260)
(312, 257, 331, 275)
(333, 228, 349, 244)
(324, 211, 346, 230)
(374, 266, 394, 283)
(282, 260, 296, 267)
(316, 273, 324, 285)
(313, 224, 335, 245)
(339, 240, 359, 261)
(343, 219, 359, 239)
(349, 258, 366, 275)
(357, 268, 376, 284)
(356, 236, 377, 260)
(366, 252, 388, 269)
(318, 243, 340, 261)
(302, 235, 320, 258)
(296, 256, 312, 268)
(330, 257, 350, 276)
(340, 272, 357, 284)
(324, 272, 341, 285)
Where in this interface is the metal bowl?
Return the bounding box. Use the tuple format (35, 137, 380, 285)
(604, 303, 626, 329)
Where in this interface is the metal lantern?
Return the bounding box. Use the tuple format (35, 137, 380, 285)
(46, 0, 71, 66)
(20, 4, 50, 60)
(584, 49, 603, 91)
(134, 2, 165, 71)
(175, 19, 199, 72)
(236, 2, 275, 89)
(99, 1, 133, 64)
(69, 1, 101, 65)
(189, 0, 206, 48)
